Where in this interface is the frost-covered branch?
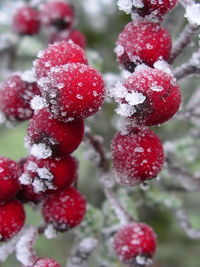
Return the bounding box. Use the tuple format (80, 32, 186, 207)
(169, 23, 199, 63)
(176, 209, 200, 239)
(67, 237, 98, 267)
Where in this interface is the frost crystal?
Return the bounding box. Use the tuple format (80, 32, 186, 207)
(31, 96, 48, 111)
(116, 103, 136, 117)
(125, 91, 146, 105)
(44, 224, 57, 239)
(21, 69, 36, 83)
(31, 143, 52, 159)
(117, 0, 143, 14)
(185, 4, 200, 25)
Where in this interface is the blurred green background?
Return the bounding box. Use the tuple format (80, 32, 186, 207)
(0, 0, 200, 266)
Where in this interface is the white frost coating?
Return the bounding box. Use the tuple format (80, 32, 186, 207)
(31, 143, 52, 159)
(31, 96, 48, 111)
(185, 4, 200, 25)
(44, 224, 57, 239)
(16, 227, 38, 266)
(110, 81, 128, 99)
(116, 103, 136, 117)
(136, 255, 152, 265)
(37, 167, 54, 181)
(21, 69, 36, 83)
(125, 91, 146, 105)
(117, 0, 133, 14)
(78, 237, 98, 254)
(114, 45, 124, 56)
(117, 0, 143, 14)
(19, 173, 32, 185)
(154, 60, 173, 75)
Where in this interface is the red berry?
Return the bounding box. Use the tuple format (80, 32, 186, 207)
(20, 155, 77, 194)
(133, 0, 178, 19)
(42, 187, 86, 231)
(0, 157, 21, 203)
(39, 63, 105, 120)
(50, 29, 86, 49)
(114, 222, 157, 264)
(122, 68, 181, 126)
(115, 21, 172, 71)
(111, 127, 164, 186)
(12, 6, 40, 35)
(17, 184, 46, 204)
(0, 75, 40, 123)
(0, 199, 25, 241)
(27, 108, 84, 157)
(39, 0, 74, 30)
(33, 257, 62, 267)
(35, 41, 88, 79)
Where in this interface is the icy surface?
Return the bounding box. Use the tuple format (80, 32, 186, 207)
(31, 143, 52, 159)
(185, 4, 200, 25)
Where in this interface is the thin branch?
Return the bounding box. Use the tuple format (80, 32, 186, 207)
(67, 237, 98, 267)
(176, 209, 200, 239)
(169, 23, 200, 63)
(174, 62, 200, 80)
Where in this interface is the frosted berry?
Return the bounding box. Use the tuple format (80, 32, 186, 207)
(39, 63, 105, 121)
(12, 6, 40, 35)
(114, 222, 157, 264)
(39, 0, 74, 30)
(27, 108, 84, 157)
(35, 41, 88, 79)
(42, 187, 86, 231)
(20, 155, 77, 194)
(50, 29, 86, 49)
(115, 21, 172, 72)
(111, 127, 164, 186)
(0, 75, 40, 123)
(0, 157, 21, 203)
(33, 258, 62, 267)
(122, 68, 181, 126)
(0, 199, 25, 241)
(17, 184, 46, 204)
(133, 0, 178, 19)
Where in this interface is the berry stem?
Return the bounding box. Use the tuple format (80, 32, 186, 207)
(169, 23, 200, 63)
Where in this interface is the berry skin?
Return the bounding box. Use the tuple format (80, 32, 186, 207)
(20, 155, 78, 194)
(0, 199, 25, 241)
(39, 0, 74, 30)
(12, 6, 40, 35)
(122, 68, 181, 126)
(27, 108, 84, 157)
(113, 222, 157, 264)
(133, 0, 178, 19)
(115, 21, 172, 72)
(39, 63, 105, 121)
(33, 258, 62, 267)
(0, 157, 21, 203)
(35, 41, 88, 79)
(42, 187, 86, 231)
(50, 29, 86, 49)
(0, 75, 40, 123)
(111, 127, 164, 186)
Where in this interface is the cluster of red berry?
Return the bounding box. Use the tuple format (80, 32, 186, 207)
(0, 2, 105, 267)
(12, 0, 86, 49)
(111, 0, 180, 265)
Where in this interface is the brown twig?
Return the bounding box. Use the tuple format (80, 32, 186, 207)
(174, 62, 200, 80)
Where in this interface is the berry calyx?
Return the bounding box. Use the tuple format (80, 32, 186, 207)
(114, 222, 157, 264)
(39, 63, 105, 121)
(50, 29, 86, 49)
(42, 187, 86, 231)
(39, 0, 74, 30)
(133, 0, 178, 19)
(122, 68, 181, 126)
(0, 157, 21, 203)
(33, 257, 62, 267)
(115, 21, 172, 72)
(12, 6, 40, 35)
(27, 108, 84, 157)
(20, 155, 78, 194)
(0, 199, 25, 241)
(35, 41, 88, 79)
(111, 127, 164, 186)
(0, 75, 40, 123)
